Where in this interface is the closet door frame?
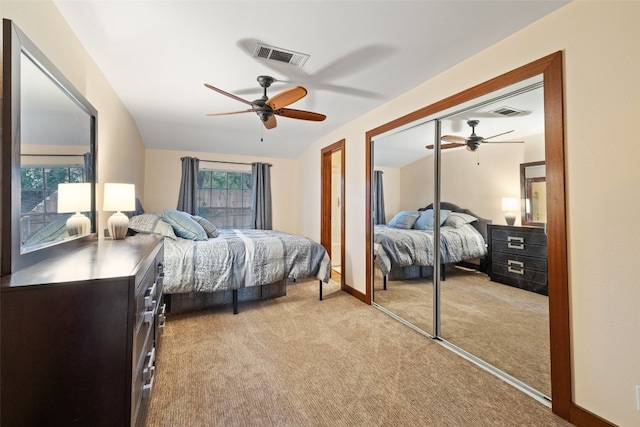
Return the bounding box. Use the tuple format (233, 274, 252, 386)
(365, 52, 582, 422)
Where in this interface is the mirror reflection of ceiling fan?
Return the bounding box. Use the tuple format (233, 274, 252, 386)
(204, 75, 326, 129)
(426, 119, 524, 151)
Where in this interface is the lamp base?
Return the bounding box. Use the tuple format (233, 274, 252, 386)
(66, 213, 91, 236)
(505, 212, 516, 226)
(108, 212, 130, 240)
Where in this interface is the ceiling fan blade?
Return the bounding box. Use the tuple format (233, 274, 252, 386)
(275, 108, 326, 122)
(205, 109, 252, 117)
(204, 83, 256, 106)
(263, 114, 277, 129)
(483, 130, 514, 140)
(441, 135, 468, 144)
(425, 143, 465, 150)
(483, 140, 525, 144)
(266, 86, 307, 110)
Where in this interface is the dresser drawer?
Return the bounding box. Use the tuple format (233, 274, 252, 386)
(490, 227, 547, 245)
(491, 239, 547, 258)
(132, 331, 155, 427)
(491, 251, 547, 271)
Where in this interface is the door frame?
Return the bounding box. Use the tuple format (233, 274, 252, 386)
(321, 139, 345, 290)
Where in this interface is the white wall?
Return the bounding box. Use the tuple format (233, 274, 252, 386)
(296, 1, 640, 425)
(144, 148, 299, 234)
(1, 0, 147, 236)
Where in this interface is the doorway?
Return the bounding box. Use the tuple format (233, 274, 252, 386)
(321, 140, 345, 287)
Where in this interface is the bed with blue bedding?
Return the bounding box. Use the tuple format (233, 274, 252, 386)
(374, 202, 489, 283)
(128, 211, 331, 313)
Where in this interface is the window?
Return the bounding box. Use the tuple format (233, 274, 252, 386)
(197, 169, 252, 229)
(20, 165, 86, 242)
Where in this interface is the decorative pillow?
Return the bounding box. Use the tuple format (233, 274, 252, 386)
(129, 213, 177, 240)
(192, 215, 219, 238)
(162, 209, 208, 241)
(414, 209, 451, 230)
(388, 210, 420, 229)
(443, 212, 478, 228)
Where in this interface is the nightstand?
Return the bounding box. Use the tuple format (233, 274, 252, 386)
(487, 224, 548, 295)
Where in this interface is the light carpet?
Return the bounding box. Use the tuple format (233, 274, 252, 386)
(145, 278, 569, 427)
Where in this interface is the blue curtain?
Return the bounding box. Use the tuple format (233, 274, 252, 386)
(177, 157, 200, 214)
(373, 170, 386, 225)
(250, 162, 272, 230)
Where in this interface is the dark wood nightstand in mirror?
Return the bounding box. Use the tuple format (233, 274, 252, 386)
(487, 224, 547, 296)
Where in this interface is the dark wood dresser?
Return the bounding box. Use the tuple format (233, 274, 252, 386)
(1, 234, 165, 427)
(487, 224, 548, 295)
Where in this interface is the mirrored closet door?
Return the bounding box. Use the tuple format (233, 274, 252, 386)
(367, 53, 567, 407)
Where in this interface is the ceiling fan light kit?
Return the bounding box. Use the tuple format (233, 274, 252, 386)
(205, 75, 326, 129)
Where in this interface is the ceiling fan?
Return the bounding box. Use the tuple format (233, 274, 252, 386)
(204, 75, 326, 129)
(426, 120, 524, 151)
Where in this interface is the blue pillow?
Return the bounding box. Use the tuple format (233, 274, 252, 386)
(414, 209, 451, 230)
(388, 211, 420, 229)
(191, 215, 219, 238)
(162, 210, 208, 241)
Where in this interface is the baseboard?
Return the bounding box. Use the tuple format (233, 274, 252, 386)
(569, 403, 615, 427)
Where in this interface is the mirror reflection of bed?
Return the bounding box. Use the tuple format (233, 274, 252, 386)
(371, 77, 550, 398)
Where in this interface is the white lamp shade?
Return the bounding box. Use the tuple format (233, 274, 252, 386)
(501, 197, 519, 212)
(103, 183, 136, 212)
(58, 183, 91, 213)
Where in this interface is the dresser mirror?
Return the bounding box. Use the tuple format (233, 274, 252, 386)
(520, 161, 546, 226)
(2, 19, 97, 274)
(366, 52, 568, 411)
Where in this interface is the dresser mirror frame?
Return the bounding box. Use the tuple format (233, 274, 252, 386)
(365, 52, 573, 419)
(1, 19, 98, 275)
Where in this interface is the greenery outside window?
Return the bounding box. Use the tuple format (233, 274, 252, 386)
(197, 169, 252, 229)
(20, 165, 86, 242)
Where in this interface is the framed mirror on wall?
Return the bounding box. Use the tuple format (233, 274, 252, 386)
(521, 161, 546, 226)
(2, 19, 98, 275)
(365, 52, 570, 418)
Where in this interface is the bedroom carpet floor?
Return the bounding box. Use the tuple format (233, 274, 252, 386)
(373, 267, 551, 397)
(144, 279, 570, 427)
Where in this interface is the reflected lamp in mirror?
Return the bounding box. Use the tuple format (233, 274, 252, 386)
(57, 183, 91, 236)
(501, 197, 519, 226)
(103, 183, 135, 240)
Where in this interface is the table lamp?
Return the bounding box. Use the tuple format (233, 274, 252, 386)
(501, 197, 519, 226)
(57, 182, 91, 236)
(103, 183, 135, 240)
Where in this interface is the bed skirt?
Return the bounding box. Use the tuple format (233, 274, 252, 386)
(164, 280, 287, 314)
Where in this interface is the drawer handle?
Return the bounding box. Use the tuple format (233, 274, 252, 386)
(143, 347, 156, 381)
(157, 262, 164, 276)
(142, 374, 155, 399)
(144, 282, 157, 309)
(144, 307, 155, 324)
(158, 304, 167, 334)
(507, 236, 524, 250)
(507, 259, 524, 275)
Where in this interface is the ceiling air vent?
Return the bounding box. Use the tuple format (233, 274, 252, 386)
(253, 44, 310, 68)
(490, 106, 525, 117)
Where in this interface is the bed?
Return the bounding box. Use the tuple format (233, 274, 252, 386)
(374, 202, 490, 287)
(128, 211, 331, 314)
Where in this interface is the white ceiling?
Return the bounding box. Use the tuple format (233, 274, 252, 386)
(53, 0, 570, 159)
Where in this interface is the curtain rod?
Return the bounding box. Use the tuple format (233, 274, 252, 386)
(182, 157, 272, 167)
(21, 153, 86, 157)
